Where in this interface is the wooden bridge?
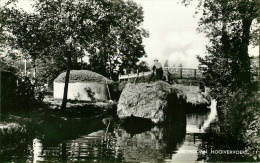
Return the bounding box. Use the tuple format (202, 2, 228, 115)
(119, 67, 202, 82)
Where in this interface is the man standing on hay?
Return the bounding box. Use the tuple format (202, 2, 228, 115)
(152, 59, 163, 81)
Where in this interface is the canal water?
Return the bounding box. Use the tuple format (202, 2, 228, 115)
(1, 100, 229, 162)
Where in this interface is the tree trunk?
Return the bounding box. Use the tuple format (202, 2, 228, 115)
(61, 142, 67, 160)
(104, 46, 108, 77)
(24, 59, 27, 76)
(240, 18, 253, 85)
(33, 58, 36, 78)
(61, 55, 71, 111)
(109, 56, 112, 79)
(259, 24, 260, 80)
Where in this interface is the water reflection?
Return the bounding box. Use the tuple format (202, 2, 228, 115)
(170, 100, 217, 162)
(115, 123, 186, 162)
(32, 138, 44, 163)
(1, 101, 218, 162)
(29, 121, 186, 162)
(30, 130, 124, 162)
(186, 100, 217, 133)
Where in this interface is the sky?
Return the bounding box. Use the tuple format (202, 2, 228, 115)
(1, 0, 259, 68)
(135, 0, 208, 68)
(134, 0, 259, 68)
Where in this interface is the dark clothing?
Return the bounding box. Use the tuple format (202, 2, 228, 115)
(199, 82, 205, 92)
(152, 62, 163, 80)
(162, 70, 174, 84)
(155, 68, 163, 80)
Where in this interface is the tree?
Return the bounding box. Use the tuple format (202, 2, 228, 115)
(181, 0, 260, 154)
(87, 0, 148, 78)
(1, 0, 147, 110)
(0, 4, 49, 76)
(134, 61, 150, 72)
(258, 17, 260, 80)
(181, 0, 259, 94)
(1, 0, 92, 110)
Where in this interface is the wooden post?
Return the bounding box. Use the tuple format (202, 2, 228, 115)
(24, 58, 27, 76)
(33, 58, 36, 78)
(105, 78, 111, 100)
(259, 25, 260, 81)
(134, 70, 139, 84)
(194, 69, 197, 80)
(180, 68, 182, 79)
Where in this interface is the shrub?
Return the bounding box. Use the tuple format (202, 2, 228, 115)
(16, 76, 35, 105)
(1, 71, 18, 110)
(212, 85, 260, 161)
(1, 71, 46, 112)
(216, 89, 247, 140)
(0, 123, 31, 157)
(243, 91, 260, 160)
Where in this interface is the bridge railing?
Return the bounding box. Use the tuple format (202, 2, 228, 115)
(168, 67, 202, 80)
(118, 71, 152, 82)
(118, 67, 202, 81)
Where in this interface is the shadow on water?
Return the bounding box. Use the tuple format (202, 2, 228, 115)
(0, 114, 107, 162)
(2, 100, 242, 162)
(120, 116, 154, 135)
(111, 108, 187, 162)
(0, 112, 187, 162)
(33, 116, 106, 145)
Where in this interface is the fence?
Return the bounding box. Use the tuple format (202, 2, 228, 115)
(118, 71, 152, 82)
(167, 67, 202, 80)
(118, 67, 202, 81)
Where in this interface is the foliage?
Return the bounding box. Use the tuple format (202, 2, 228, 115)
(16, 76, 35, 104)
(181, 0, 260, 160)
(134, 61, 150, 72)
(87, 0, 148, 77)
(0, 58, 20, 74)
(243, 91, 260, 160)
(1, 71, 46, 112)
(1, 71, 18, 110)
(0, 56, 33, 75)
(84, 87, 96, 102)
(34, 57, 90, 89)
(174, 79, 199, 86)
(196, 0, 259, 91)
(1, 0, 148, 76)
(215, 88, 259, 160)
(16, 76, 46, 105)
(180, 0, 259, 112)
(180, 0, 259, 92)
(0, 0, 147, 110)
(35, 58, 67, 88)
(54, 70, 113, 84)
(0, 123, 31, 157)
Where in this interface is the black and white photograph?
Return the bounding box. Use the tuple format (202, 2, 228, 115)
(0, 0, 259, 162)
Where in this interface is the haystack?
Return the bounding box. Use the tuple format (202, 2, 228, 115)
(53, 70, 113, 101)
